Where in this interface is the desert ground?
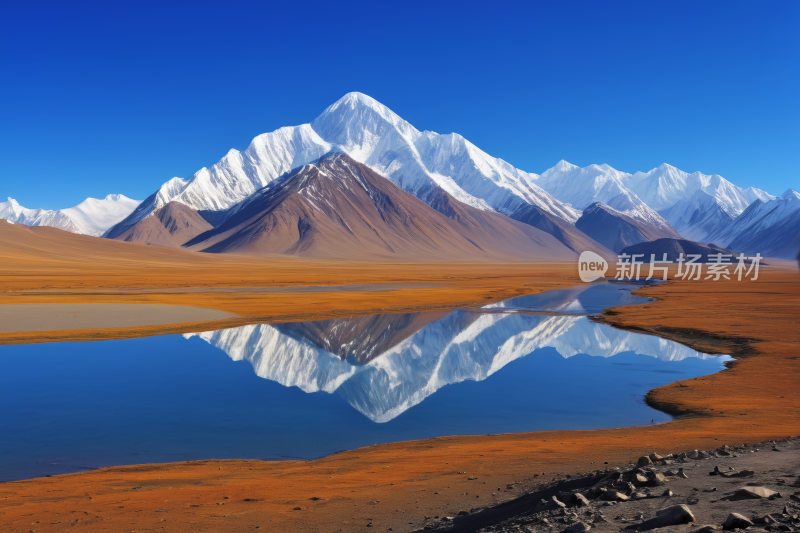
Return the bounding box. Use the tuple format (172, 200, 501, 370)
(0, 223, 798, 532)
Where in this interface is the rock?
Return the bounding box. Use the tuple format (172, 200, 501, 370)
(678, 468, 689, 479)
(650, 453, 664, 462)
(663, 489, 674, 497)
(632, 492, 648, 499)
(638, 456, 653, 467)
(720, 469, 755, 478)
(692, 525, 722, 533)
(717, 446, 732, 456)
(573, 494, 591, 507)
(535, 497, 567, 512)
(602, 491, 630, 502)
(635, 474, 649, 483)
(723, 513, 754, 530)
(736, 487, 780, 499)
(629, 504, 695, 530)
(562, 523, 591, 533)
(651, 473, 668, 486)
(457, 510, 469, 516)
(665, 469, 681, 476)
(753, 515, 778, 525)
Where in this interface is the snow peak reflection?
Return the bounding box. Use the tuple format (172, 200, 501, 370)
(615, 252, 762, 281)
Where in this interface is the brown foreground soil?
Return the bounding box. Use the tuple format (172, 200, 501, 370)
(0, 236, 798, 532)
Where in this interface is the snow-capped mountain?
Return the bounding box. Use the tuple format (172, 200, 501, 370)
(311, 94, 580, 220)
(627, 163, 774, 216)
(173, 153, 577, 260)
(115, 92, 580, 233)
(185, 301, 713, 423)
(534, 161, 676, 232)
(659, 189, 735, 242)
(704, 189, 800, 258)
(533, 160, 784, 244)
(9, 92, 791, 255)
(0, 194, 140, 236)
(0, 198, 81, 234)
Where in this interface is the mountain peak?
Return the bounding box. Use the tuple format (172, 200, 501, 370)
(338, 91, 381, 107)
(6, 197, 20, 205)
(552, 159, 578, 172)
(781, 188, 800, 200)
(311, 92, 415, 145)
(320, 92, 398, 119)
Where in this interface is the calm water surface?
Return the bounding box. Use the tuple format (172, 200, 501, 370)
(0, 282, 729, 481)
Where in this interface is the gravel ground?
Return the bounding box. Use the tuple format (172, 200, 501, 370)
(416, 438, 800, 533)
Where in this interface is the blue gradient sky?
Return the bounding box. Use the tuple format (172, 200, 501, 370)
(1, 1, 797, 209)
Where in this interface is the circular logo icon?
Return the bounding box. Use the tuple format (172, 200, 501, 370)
(578, 251, 608, 282)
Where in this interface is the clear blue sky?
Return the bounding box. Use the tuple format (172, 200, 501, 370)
(1, 0, 797, 209)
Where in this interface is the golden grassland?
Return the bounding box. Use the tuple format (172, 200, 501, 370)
(0, 222, 798, 532)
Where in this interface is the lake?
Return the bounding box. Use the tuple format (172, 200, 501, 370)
(0, 282, 729, 481)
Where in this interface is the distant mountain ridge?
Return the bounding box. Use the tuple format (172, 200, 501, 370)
(3, 92, 796, 260)
(0, 194, 140, 236)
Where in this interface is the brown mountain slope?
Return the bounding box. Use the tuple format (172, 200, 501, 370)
(507, 202, 616, 259)
(110, 201, 213, 247)
(184, 153, 577, 261)
(576, 202, 681, 253)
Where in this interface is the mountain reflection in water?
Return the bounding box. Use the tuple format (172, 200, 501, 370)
(185, 283, 712, 423)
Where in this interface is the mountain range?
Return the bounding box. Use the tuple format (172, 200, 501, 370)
(0, 194, 140, 236)
(126, 153, 588, 260)
(2, 92, 797, 259)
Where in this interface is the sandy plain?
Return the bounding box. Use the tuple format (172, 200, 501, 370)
(0, 222, 798, 532)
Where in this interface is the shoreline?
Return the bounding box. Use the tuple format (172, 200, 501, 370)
(0, 266, 797, 532)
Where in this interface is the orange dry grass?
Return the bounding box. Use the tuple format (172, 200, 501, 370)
(0, 222, 581, 343)
(1, 223, 799, 532)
